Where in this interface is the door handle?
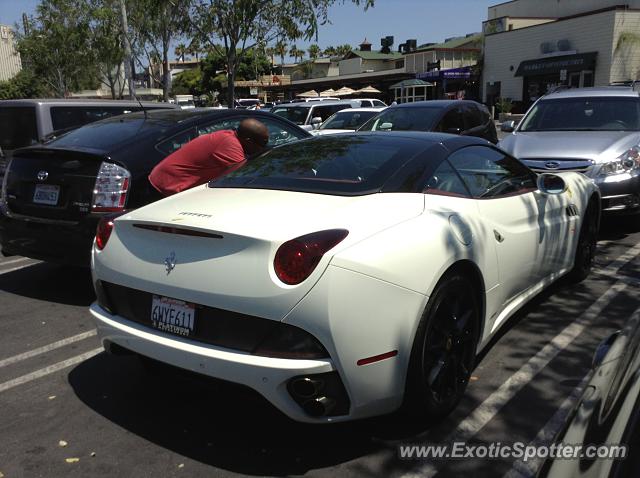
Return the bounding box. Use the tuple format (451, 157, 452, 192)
(494, 230, 504, 243)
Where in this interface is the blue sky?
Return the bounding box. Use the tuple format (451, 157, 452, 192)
(0, 0, 497, 59)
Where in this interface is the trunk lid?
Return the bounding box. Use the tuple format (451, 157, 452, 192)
(94, 186, 425, 320)
(4, 147, 106, 221)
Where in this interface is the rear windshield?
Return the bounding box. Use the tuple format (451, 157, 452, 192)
(271, 106, 310, 125)
(47, 118, 151, 150)
(519, 97, 640, 131)
(358, 106, 442, 132)
(210, 135, 424, 195)
(0, 106, 39, 150)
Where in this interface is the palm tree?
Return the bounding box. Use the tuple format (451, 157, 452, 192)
(336, 44, 353, 57)
(188, 38, 201, 61)
(289, 45, 304, 63)
(323, 46, 337, 57)
(265, 46, 276, 68)
(275, 40, 288, 65)
(174, 43, 187, 62)
(308, 44, 321, 60)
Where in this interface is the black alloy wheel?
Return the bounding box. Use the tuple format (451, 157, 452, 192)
(404, 273, 479, 420)
(568, 203, 599, 283)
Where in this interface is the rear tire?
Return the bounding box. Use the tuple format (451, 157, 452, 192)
(402, 273, 480, 421)
(567, 202, 599, 283)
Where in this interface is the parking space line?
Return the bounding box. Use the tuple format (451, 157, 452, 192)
(402, 281, 628, 478)
(0, 330, 97, 369)
(504, 303, 640, 478)
(603, 242, 640, 272)
(0, 257, 32, 267)
(0, 262, 40, 275)
(0, 348, 102, 394)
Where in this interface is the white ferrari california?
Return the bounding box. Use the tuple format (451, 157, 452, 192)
(90, 132, 600, 423)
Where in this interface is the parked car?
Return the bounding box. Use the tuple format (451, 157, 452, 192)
(90, 133, 599, 423)
(353, 98, 387, 108)
(537, 313, 640, 478)
(0, 99, 177, 173)
(357, 100, 499, 143)
(499, 87, 640, 215)
(271, 100, 359, 130)
(0, 109, 310, 266)
(311, 107, 386, 136)
(235, 98, 261, 109)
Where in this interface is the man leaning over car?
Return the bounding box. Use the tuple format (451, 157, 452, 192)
(148, 118, 269, 197)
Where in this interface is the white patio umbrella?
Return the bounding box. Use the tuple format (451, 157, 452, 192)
(334, 86, 357, 96)
(356, 85, 382, 94)
(296, 89, 319, 98)
(319, 88, 337, 97)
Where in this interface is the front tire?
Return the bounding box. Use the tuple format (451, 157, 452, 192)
(567, 202, 599, 283)
(403, 273, 480, 421)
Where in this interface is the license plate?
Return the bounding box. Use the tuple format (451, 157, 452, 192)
(33, 184, 60, 206)
(151, 295, 195, 337)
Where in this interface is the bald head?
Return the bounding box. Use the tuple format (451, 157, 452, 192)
(237, 118, 269, 155)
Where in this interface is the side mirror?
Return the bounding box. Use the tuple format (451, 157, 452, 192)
(310, 116, 323, 130)
(501, 120, 516, 133)
(446, 127, 462, 135)
(378, 122, 393, 131)
(592, 331, 621, 368)
(537, 173, 567, 195)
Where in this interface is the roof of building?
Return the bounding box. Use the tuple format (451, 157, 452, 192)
(417, 33, 482, 51)
(346, 49, 405, 60)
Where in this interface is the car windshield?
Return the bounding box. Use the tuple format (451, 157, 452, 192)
(320, 110, 380, 130)
(210, 135, 425, 195)
(271, 106, 310, 125)
(358, 106, 442, 132)
(519, 97, 640, 131)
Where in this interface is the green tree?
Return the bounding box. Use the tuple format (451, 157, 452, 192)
(190, 0, 374, 106)
(323, 45, 337, 57)
(128, 0, 191, 101)
(274, 39, 287, 65)
(0, 69, 49, 99)
(16, 0, 98, 97)
(88, 0, 127, 99)
(170, 68, 203, 95)
(188, 38, 202, 60)
(307, 43, 320, 60)
(336, 43, 352, 57)
(174, 42, 187, 62)
(289, 45, 304, 63)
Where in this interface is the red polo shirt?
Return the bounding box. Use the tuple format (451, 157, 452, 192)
(149, 129, 246, 196)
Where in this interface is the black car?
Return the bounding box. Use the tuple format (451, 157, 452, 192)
(357, 100, 498, 143)
(0, 109, 310, 266)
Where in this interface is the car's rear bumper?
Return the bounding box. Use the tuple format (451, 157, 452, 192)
(89, 302, 348, 423)
(0, 213, 96, 266)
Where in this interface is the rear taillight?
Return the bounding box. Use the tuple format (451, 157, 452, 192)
(92, 162, 130, 212)
(274, 229, 349, 285)
(95, 213, 125, 250)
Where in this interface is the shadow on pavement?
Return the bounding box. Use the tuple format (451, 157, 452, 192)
(0, 262, 95, 306)
(68, 353, 415, 476)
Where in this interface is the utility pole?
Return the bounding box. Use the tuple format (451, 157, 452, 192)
(119, 0, 136, 99)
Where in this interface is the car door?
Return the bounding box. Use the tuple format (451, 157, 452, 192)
(447, 145, 546, 317)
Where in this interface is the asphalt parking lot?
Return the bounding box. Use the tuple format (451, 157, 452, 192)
(0, 215, 639, 478)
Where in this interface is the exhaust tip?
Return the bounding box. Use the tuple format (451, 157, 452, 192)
(291, 377, 323, 399)
(302, 396, 336, 417)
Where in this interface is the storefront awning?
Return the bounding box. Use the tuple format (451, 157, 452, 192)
(417, 66, 473, 80)
(515, 52, 597, 77)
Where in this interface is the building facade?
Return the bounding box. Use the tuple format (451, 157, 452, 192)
(0, 24, 21, 81)
(483, 2, 640, 110)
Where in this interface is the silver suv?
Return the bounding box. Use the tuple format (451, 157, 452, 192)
(499, 87, 640, 214)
